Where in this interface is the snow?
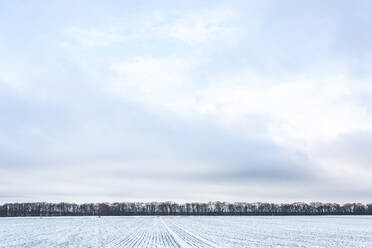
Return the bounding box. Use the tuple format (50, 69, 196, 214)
(0, 216, 371, 247)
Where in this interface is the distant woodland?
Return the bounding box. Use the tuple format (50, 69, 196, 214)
(1, 202, 372, 217)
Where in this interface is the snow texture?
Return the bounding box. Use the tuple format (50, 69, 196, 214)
(0, 216, 371, 247)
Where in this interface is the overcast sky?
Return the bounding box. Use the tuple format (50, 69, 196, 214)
(1, 0, 372, 203)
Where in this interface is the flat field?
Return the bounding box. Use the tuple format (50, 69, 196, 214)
(0, 216, 371, 247)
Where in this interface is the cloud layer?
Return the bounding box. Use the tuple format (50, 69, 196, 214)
(1, 0, 372, 203)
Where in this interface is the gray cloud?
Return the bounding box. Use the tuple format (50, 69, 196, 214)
(0, 85, 316, 182)
(319, 131, 372, 168)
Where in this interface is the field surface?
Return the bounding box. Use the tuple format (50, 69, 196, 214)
(0, 216, 371, 247)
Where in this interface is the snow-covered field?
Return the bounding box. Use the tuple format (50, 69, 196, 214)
(0, 216, 371, 247)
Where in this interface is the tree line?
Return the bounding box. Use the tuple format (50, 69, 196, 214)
(1, 202, 372, 217)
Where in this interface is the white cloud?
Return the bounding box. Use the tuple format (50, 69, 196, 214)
(0, 69, 23, 90)
(62, 6, 237, 48)
(164, 8, 236, 45)
(110, 57, 189, 92)
(109, 58, 372, 150)
(176, 75, 372, 144)
(63, 27, 126, 47)
(108, 57, 197, 109)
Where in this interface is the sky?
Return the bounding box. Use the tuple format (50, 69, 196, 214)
(1, 0, 372, 203)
